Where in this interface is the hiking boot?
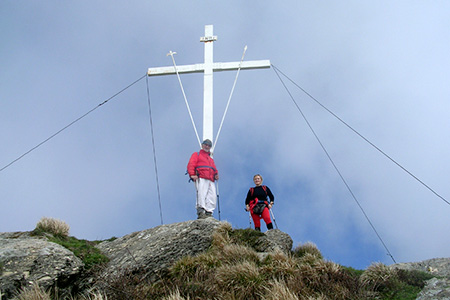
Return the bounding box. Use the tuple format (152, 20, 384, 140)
(197, 213, 207, 219)
(255, 227, 261, 232)
(197, 207, 206, 219)
(267, 222, 273, 230)
(205, 211, 213, 218)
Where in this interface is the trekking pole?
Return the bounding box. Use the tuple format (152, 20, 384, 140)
(216, 181, 221, 221)
(269, 208, 279, 229)
(248, 209, 252, 228)
(194, 179, 199, 207)
(193, 179, 202, 219)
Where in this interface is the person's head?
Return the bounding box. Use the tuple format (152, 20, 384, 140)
(202, 139, 212, 152)
(253, 174, 263, 186)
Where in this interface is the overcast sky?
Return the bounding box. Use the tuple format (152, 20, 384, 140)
(1, 1, 449, 269)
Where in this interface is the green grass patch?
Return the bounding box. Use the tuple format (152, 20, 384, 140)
(376, 269, 434, 300)
(229, 228, 265, 249)
(396, 269, 434, 288)
(379, 282, 422, 300)
(360, 266, 434, 300)
(31, 226, 110, 270)
(49, 236, 109, 269)
(341, 265, 364, 277)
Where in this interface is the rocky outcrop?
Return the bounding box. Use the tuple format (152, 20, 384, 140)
(0, 219, 319, 299)
(392, 258, 450, 300)
(96, 218, 223, 282)
(392, 258, 450, 278)
(0, 219, 294, 299)
(96, 220, 294, 283)
(0, 232, 83, 299)
(417, 277, 450, 300)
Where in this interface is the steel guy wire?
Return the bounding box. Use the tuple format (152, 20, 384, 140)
(146, 76, 164, 225)
(271, 64, 450, 208)
(167, 51, 202, 148)
(273, 66, 396, 263)
(213, 45, 247, 153)
(0, 74, 147, 173)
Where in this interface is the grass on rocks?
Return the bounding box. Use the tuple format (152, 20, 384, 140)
(17, 219, 433, 300)
(100, 222, 433, 300)
(31, 217, 109, 270)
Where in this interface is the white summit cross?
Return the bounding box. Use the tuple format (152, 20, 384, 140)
(147, 24, 270, 145)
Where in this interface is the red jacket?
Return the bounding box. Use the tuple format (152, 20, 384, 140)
(187, 149, 218, 182)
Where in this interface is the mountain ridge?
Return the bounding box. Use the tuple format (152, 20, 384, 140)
(1, 219, 449, 299)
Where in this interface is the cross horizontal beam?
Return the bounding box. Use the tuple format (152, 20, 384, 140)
(147, 60, 271, 76)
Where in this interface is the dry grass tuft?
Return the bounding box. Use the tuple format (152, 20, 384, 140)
(217, 243, 260, 266)
(261, 250, 299, 280)
(211, 221, 232, 248)
(302, 293, 328, 300)
(166, 252, 221, 299)
(360, 262, 396, 292)
(80, 290, 109, 300)
(170, 252, 220, 283)
(161, 288, 189, 300)
(297, 252, 322, 266)
(34, 217, 70, 237)
(14, 284, 51, 300)
(215, 261, 265, 300)
(262, 279, 299, 300)
(293, 241, 323, 259)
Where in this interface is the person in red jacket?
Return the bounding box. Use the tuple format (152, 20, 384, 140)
(187, 139, 219, 219)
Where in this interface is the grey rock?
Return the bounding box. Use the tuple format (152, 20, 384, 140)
(96, 218, 222, 282)
(392, 258, 450, 278)
(0, 232, 83, 299)
(391, 257, 450, 300)
(417, 277, 450, 300)
(253, 229, 293, 254)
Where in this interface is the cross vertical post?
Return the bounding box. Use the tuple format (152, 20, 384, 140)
(201, 25, 216, 142)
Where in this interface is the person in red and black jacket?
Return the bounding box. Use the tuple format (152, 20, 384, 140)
(187, 139, 219, 219)
(245, 174, 274, 231)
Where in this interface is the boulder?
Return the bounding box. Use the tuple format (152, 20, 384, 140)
(254, 229, 293, 254)
(0, 232, 83, 299)
(96, 218, 222, 282)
